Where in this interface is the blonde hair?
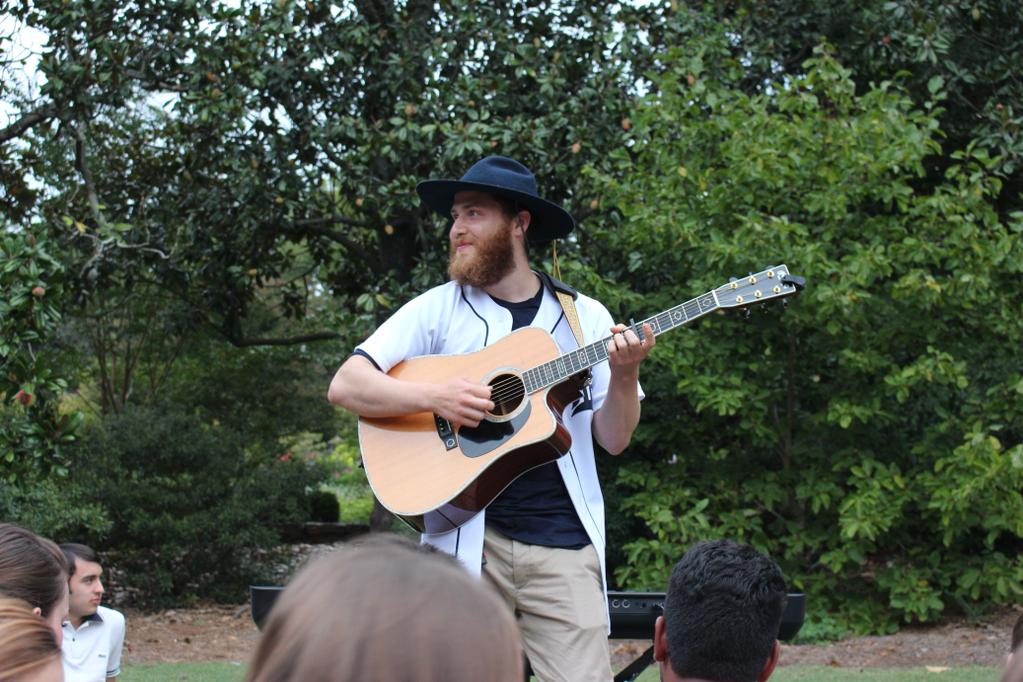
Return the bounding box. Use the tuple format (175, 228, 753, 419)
(247, 535, 522, 682)
(0, 596, 62, 682)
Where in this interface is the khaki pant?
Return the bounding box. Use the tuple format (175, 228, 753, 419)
(482, 526, 612, 682)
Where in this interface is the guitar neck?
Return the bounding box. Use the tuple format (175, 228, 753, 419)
(521, 289, 722, 394)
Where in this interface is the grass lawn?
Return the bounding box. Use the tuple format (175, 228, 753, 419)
(636, 668, 1000, 681)
(122, 663, 1000, 681)
(122, 662, 245, 681)
(771, 667, 999, 682)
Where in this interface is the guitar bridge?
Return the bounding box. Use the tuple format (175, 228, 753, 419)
(434, 414, 457, 451)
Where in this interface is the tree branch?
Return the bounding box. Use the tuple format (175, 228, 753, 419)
(280, 216, 377, 268)
(0, 104, 59, 144)
(289, 215, 366, 229)
(71, 119, 109, 230)
(226, 331, 341, 347)
(124, 68, 190, 93)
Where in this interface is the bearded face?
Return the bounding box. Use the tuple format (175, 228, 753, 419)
(447, 216, 516, 288)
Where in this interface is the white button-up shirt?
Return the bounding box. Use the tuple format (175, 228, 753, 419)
(356, 278, 644, 631)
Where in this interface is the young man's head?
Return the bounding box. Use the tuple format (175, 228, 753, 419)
(655, 539, 787, 682)
(447, 190, 530, 287)
(60, 543, 105, 625)
(418, 156, 575, 287)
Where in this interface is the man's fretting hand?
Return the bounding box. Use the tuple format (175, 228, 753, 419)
(606, 322, 655, 378)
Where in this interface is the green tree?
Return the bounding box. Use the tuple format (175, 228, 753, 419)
(2, 0, 654, 526)
(595, 40, 1023, 631)
(0, 227, 81, 479)
(6, 1, 1021, 623)
(2, 0, 649, 340)
(677, 0, 1023, 209)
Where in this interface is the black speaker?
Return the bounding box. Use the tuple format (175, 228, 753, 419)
(250, 585, 284, 630)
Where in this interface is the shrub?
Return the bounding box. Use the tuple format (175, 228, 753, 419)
(308, 490, 340, 523)
(0, 477, 112, 541)
(319, 433, 375, 525)
(71, 404, 327, 606)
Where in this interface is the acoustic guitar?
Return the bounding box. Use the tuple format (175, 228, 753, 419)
(359, 265, 805, 533)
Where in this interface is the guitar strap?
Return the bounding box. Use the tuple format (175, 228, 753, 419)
(548, 242, 586, 348)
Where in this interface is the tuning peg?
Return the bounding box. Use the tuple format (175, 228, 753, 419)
(744, 307, 752, 319)
(729, 276, 738, 283)
(781, 274, 806, 291)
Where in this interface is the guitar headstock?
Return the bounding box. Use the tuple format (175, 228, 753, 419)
(715, 265, 805, 309)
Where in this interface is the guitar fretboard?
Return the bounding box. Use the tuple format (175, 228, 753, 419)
(521, 290, 722, 394)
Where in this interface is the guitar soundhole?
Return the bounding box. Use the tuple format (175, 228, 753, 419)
(487, 372, 525, 418)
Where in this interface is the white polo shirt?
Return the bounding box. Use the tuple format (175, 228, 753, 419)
(62, 605, 125, 682)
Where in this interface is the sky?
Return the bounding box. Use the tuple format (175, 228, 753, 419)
(1, 12, 47, 121)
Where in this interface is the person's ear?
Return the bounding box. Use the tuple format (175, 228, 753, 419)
(758, 640, 781, 681)
(32, 606, 42, 618)
(516, 210, 530, 235)
(653, 615, 669, 663)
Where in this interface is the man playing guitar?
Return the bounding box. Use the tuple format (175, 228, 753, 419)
(328, 156, 654, 681)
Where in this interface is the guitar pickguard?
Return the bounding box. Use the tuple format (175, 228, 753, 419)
(458, 402, 532, 458)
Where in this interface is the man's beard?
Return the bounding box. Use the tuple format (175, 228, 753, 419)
(447, 223, 516, 288)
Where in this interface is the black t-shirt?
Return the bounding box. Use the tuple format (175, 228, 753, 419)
(484, 282, 591, 549)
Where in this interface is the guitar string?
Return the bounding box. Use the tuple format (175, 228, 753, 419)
(482, 289, 789, 405)
(484, 334, 632, 405)
(485, 346, 606, 402)
(483, 304, 699, 403)
(485, 311, 677, 403)
(484, 322, 665, 405)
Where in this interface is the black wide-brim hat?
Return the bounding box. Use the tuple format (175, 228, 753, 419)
(416, 156, 575, 242)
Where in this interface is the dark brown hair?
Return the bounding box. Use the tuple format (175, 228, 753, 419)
(0, 596, 61, 680)
(246, 534, 522, 682)
(59, 543, 100, 578)
(0, 524, 68, 618)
